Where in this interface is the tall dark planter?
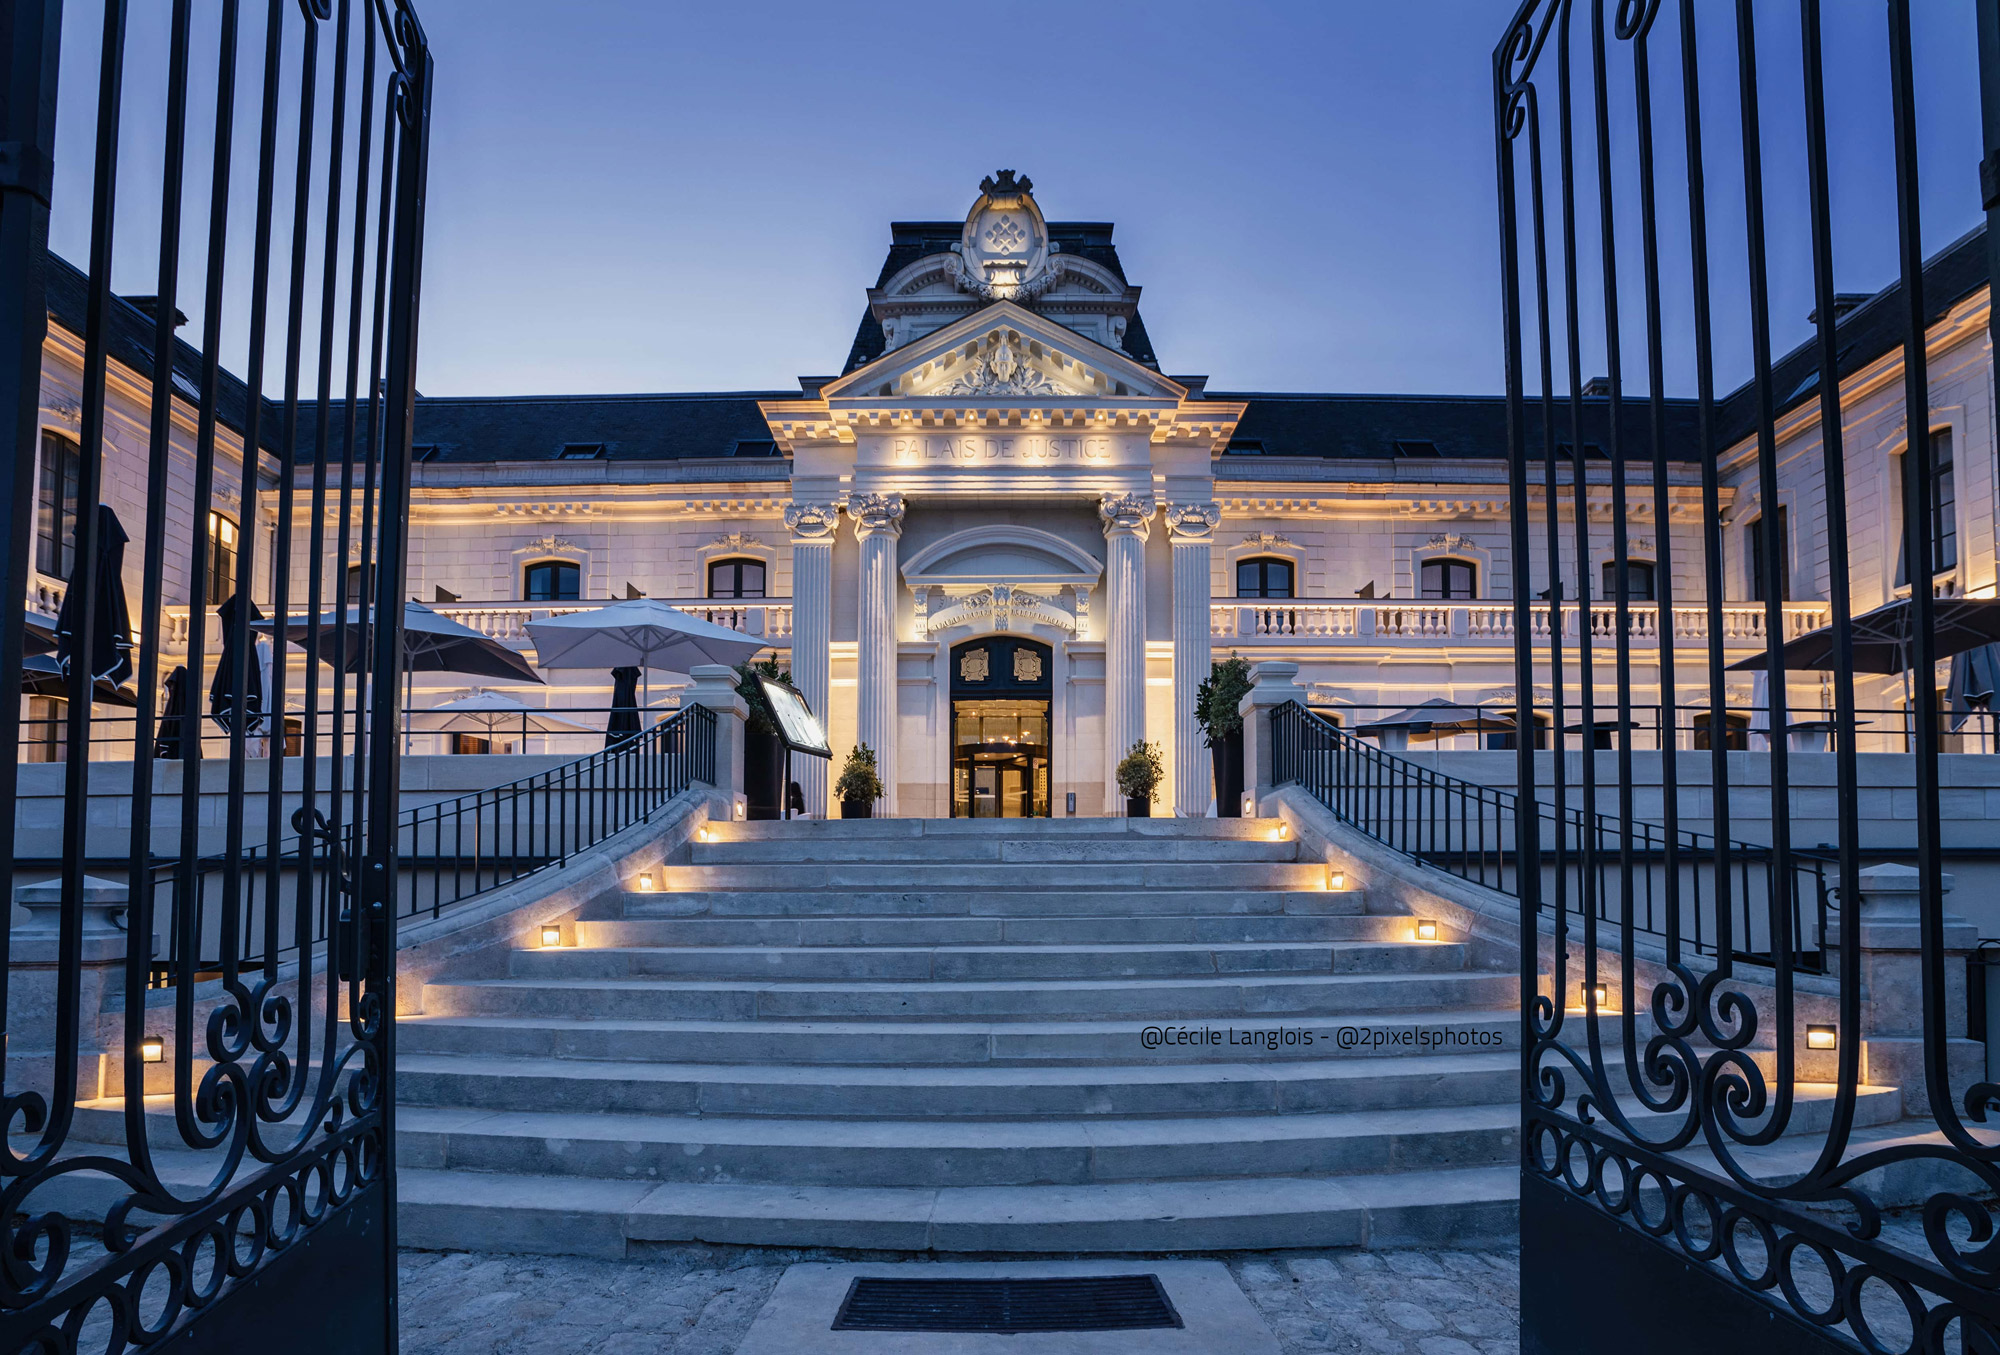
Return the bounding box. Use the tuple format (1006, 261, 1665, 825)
(841, 797, 873, 819)
(1126, 797, 1152, 818)
(745, 728, 785, 821)
(1211, 727, 1245, 817)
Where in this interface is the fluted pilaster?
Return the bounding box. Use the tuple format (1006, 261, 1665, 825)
(1166, 502, 1221, 816)
(851, 492, 905, 816)
(1099, 492, 1155, 814)
(784, 500, 840, 816)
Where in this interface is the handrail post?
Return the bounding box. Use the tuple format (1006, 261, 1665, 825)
(687, 664, 748, 822)
(1238, 661, 1305, 817)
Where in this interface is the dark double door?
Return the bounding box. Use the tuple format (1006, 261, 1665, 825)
(950, 636, 1052, 817)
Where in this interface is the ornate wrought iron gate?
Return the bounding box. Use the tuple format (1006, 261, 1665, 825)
(0, 1, 430, 1350)
(1497, 2, 2000, 1351)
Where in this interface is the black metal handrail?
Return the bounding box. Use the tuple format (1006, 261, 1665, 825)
(1270, 700, 1832, 973)
(146, 703, 716, 986)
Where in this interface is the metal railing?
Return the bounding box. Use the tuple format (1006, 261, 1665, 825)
(144, 702, 715, 986)
(159, 597, 795, 653)
(1270, 700, 1831, 972)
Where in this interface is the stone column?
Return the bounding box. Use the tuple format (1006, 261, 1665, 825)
(851, 493, 905, 816)
(784, 500, 840, 817)
(1099, 492, 1156, 814)
(1165, 502, 1221, 816)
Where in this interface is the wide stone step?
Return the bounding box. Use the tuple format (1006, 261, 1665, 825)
(617, 889, 1363, 919)
(574, 912, 1413, 949)
(394, 1050, 1520, 1119)
(654, 861, 1330, 892)
(394, 1164, 1523, 1256)
(689, 837, 1300, 865)
(706, 818, 1288, 842)
(386, 1103, 1522, 1186)
(419, 971, 1518, 1022)
(397, 1010, 1529, 1066)
(509, 940, 1469, 983)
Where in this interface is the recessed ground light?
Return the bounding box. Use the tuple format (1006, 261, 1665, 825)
(1588, 984, 1608, 1009)
(140, 1035, 165, 1064)
(1329, 869, 1346, 891)
(540, 924, 563, 948)
(1807, 1025, 1837, 1051)
(1416, 919, 1439, 942)
(638, 870, 655, 891)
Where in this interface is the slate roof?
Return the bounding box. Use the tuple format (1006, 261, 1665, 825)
(841, 220, 1159, 373)
(394, 392, 789, 464)
(1208, 391, 1703, 463)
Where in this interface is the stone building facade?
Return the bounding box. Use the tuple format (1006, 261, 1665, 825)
(27, 174, 1998, 815)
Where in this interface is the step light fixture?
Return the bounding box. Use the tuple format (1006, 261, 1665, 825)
(1415, 919, 1439, 942)
(540, 924, 563, 948)
(1587, 983, 1608, 1009)
(1328, 868, 1346, 891)
(1806, 1024, 1837, 1051)
(140, 1035, 164, 1064)
(638, 870, 656, 891)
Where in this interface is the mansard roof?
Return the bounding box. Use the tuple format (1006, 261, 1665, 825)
(1210, 390, 1703, 463)
(399, 391, 790, 463)
(843, 220, 1158, 373)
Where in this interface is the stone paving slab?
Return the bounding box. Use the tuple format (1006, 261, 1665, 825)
(397, 1243, 1524, 1355)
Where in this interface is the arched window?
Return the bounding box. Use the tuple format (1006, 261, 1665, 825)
(36, 430, 81, 578)
(708, 558, 766, 599)
(346, 563, 367, 604)
(207, 512, 239, 601)
(1601, 559, 1655, 602)
(523, 560, 580, 602)
(1236, 557, 1293, 598)
(1419, 557, 1477, 599)
(1691, 710, 1750, 751)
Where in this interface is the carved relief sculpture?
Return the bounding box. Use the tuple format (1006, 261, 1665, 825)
(1098, 492, 1158, 538)
(1164, 502, 1223, 540)
(783, 500, 842, 541)
(850, 493, 906, 538)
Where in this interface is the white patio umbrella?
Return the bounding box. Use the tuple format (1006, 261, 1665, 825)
(525, 599, 765, 703)
(408, 691, 591, 750)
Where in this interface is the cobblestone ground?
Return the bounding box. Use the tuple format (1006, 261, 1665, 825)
(397, 1244, 1524, 1355)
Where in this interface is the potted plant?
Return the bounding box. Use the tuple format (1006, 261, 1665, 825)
(1116, 740, 1165, 818)
(1196, 654, 1254, 817)
(835, 743, 883, 819)
(735, 657, 791, 820)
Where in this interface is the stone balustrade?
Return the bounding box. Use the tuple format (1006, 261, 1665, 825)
(1211, 599, 1829, 646)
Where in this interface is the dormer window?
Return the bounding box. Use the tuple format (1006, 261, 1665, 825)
(1393, 439, 1438, 458)
(558, 443, 604, 460)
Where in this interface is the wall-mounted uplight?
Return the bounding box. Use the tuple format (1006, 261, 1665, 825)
(140, 1035, 165, 1064)
(540, 924, 563, 948)
(1806, 1024, 1838, 1051)
(638, 870, 656, 892)
(734, 800, 747, 820)
(1329, 869, 1347, 892)
(1415, 919, 1439, 942)
(1587, 984, 1608, 1009)
(1269, 823, 1290, 842)
(697, 827, 710, 843)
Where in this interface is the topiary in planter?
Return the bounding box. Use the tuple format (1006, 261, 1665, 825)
(835, 743, 884, 818)
(1116, 740, 1165, 818)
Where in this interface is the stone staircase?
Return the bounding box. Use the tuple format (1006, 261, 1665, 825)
(386, 815, 1525, 1255)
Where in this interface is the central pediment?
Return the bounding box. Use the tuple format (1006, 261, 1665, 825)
(820, 301, 1186, 406)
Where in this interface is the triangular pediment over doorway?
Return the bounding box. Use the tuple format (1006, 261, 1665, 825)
(819, 301, 1187, 404)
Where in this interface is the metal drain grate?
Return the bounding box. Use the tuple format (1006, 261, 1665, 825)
(831, 1274, 1184, 1334)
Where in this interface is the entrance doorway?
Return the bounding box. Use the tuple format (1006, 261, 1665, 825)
(950, 637, 1053, 817)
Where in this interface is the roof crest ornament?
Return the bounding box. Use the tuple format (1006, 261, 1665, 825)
(947, 170, 1064, 302)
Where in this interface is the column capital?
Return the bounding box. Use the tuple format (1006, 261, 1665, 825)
(851, 492, 906, 539)
(784, 500, 842, 543)
(1098, 492, 1157, 540)
(1163, 502, 1222, 541)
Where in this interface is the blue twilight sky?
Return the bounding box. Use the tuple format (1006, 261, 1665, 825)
(43, 0, 1992, 402)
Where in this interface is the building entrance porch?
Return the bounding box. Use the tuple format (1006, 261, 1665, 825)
(949, 637, 1053, 818)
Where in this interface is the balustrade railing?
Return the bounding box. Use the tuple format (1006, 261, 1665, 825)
(1270, 700, 1831, 972)
(143, 703, 716, 987)
(1213, 598, 1827, 644)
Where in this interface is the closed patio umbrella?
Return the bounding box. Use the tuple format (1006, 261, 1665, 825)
(155, 665, 189, 758)
(1947, 643, 2000, 732)
(208, 592, 266, 736)
(53, 503, 134, 690)
(605, 666, 642, 748)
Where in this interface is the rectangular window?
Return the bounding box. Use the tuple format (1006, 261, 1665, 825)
(207, 512, 239, 602)
(36, 431, 80, 579)
(1932, 428, 1956, 573)
(1747, 507, 1788, 602)
(1600, 560, 1655, 602)
(1235, 558, 1295, 599)
(708, 559, 767, 599)
(524, 561, 581, 602)
(1418, 558, 1477, 600)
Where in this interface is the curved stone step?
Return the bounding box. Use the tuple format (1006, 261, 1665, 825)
(419, 971, 1518, 1022)
(656, 861, 1330, 892)
(398, 1010, 1527, 1066)
(617, 889, 1363, 918)
(388, 1103, 1521, 1187)
(394, 1050, 1520, 1119)
(575, 912, 1413, 948)
(394, 1165, 1523, 1257)
(507, 940, 1469, 983)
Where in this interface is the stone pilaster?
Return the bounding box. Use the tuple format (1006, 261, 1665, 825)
(784, 500, 841, 816)
(1099, 492, 1156, 814)
(1166, 502, 1221, 816)
(851, 493, 905, 816)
